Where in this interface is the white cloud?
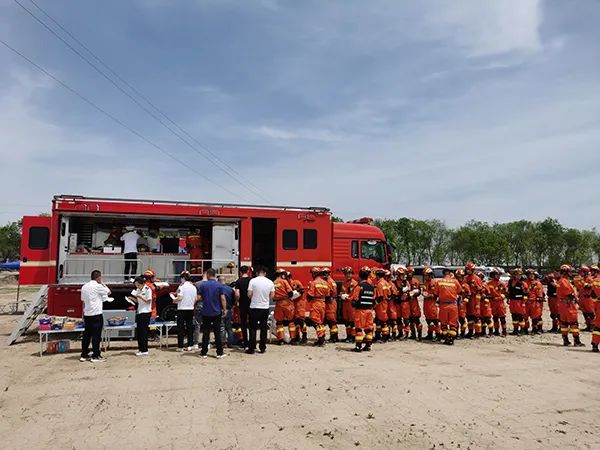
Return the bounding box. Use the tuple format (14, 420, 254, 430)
(250, 125, 346, 143)
(426, 0, 543, 56)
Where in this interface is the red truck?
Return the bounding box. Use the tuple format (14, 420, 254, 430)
(19, 195, 390, 319)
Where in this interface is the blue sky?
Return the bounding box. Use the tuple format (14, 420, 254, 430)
(1, 0, 599, 227)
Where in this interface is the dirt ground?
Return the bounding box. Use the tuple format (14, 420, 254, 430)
(0, 285, 599, 450)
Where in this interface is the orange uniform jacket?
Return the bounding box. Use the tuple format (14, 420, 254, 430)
(307, 277, 330, 301)
(423, 279, 439, 320)
(557, 276, 578, 324)
(434, 277, 462, 303)
(374, 278, 390, 321)
(487, 279, 507, 317)
(273, 277, 293, 301)
(307, 277, 331, 325)
(341, 278, 359, 322)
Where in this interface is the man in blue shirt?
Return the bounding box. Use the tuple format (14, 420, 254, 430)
(197, 268, 227, 358)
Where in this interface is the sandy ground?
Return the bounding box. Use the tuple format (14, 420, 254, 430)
(0, 285, 599, 450)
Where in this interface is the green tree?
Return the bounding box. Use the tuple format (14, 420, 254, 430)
(0, 221, 21, 261)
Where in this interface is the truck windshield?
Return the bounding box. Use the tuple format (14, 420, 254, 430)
(361, 240, 386, 263)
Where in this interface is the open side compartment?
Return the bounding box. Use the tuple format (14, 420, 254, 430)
(56, 214, 240, 285)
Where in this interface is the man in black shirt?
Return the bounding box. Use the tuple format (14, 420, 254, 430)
(234, 266, 252, 348)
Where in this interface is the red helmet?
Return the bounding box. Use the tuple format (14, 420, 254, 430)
(455, 269, 465, 277)
(406, 266, 415, 273)
(310, 267, 321, 274)
(321, 267, 331, 274)
(360, 265, 371, 272)
(395, 266, 406, 275)
(423, 267, 434, 276)
(580, 265, 590, 274)
(275, 267, 287, 275)
(591, 265, 600, 273)
(341, 266, 354, 274)
(465, 262, 476, 271)
(143, 269, 155, 278)
(375, 268, 385, 276)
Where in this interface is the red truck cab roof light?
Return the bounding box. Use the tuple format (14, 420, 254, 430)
(350, 217, 373, 224)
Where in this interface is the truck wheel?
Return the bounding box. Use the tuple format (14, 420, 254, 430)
(160, 304, 177, 322)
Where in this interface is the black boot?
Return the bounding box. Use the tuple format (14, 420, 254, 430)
(362, 343, 371, 352)
(465, 330, 473, 339)
(493, 329, 500, 337)
(501, 328, 507, 337)
(592, 344, 599, 353)
(300, 333, 308, 344)
(424, 331, 433, 341)
(510, 329, 519, 336)
(374, 331, 381, 342)
(353, 343, 362, 352)
(416, 328, 422, 341)
(409, 328, 416, 340)
(574, 336, 585, 347)
(563, 335, 571, 346)
(329, 333, 338, 343)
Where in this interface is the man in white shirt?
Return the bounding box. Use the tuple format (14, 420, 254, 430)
(246, 266, 274, 354)
(80, 270, 113, 362)
(121, 225, 140, 280)
(172, 271, 198, 351)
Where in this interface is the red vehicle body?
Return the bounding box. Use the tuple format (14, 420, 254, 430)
(20, 195, 390, 318)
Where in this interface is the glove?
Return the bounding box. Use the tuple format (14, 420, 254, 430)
(402, 287, 410, 293)
(410, 289, 420, 296)
(291, 290, 300, 300)
(105, 297, 114, 303)
(340, 294, 349, 300)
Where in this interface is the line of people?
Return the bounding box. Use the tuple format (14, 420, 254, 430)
(230, 263, 600, 353)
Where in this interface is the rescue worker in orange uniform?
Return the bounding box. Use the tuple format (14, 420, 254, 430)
(433, 268, 462, 345)
(557, 264, 584, 347)
(394, 266, 411, 339)
(524, 269, 544, 334)
(386, 270, 400, 340)
(422, 267, 440, 341)
(186, 229, 204, 274)
(273, 268, 296, 345)
(507, 268, 528, 335)
(454, 269, 470, 338)
(590, 265, 600, 352)
(464, 262, 483, 338)
(575, 266, 595, 332)
(306, 267, 330, 346)
(340, 267, 359, 342)
(406, 267, 423, 340)
(288, 271, 307, 344)
(321, 267, 339, 343)
(544, 273, 560, 333)
(352, 267, 376, 352)
(487, 269, 508, 336)
(374, 268, 391, 342)
(477, 271, 493, 337)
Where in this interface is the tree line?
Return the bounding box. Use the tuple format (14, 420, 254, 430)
(374, 218, 600, 269)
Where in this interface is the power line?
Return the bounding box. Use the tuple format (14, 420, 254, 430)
(0, 37, 246, 201)
(28, 0, 268, 200)
(16, 0, 272, 204)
